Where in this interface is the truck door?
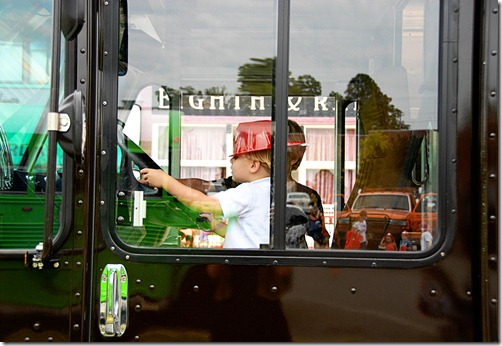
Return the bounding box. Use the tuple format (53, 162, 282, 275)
(0, 0, 87, 341)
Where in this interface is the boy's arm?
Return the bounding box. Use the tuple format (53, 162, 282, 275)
(177, 178, 214, 193)
(199, 212, 227, 237)
(139, 168, 223, 215)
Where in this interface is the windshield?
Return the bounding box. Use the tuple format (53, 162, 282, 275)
(352, 194, 411, 211)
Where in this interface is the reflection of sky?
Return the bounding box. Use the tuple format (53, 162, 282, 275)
(126, 0, 276, 92)
(290, 0, 384, 91)
(122, 0, 439, 129)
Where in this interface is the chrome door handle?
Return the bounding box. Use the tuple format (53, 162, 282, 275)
(99, 264, 128, 337)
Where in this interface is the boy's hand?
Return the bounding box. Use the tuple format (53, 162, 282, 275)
(139, 168, 166, 189)
(199, 212, 227, 237)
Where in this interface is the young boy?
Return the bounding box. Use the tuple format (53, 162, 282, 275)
(139, 120, 272, 249)
(178, 119, 331, 249)
(419, 222, 433, 251)
(352, 210, 368, 249)
(399, 231, 413, 251)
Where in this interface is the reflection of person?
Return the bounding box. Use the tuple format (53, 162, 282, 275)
(352, 210, 368, 249)
(399, 231, 413, 251)
(344, 226, 363, 250)
(178, 119, 330, 249)
(419, 222, 433, 250)
(284, 207, 309, 249)
(379, 232, 398, 251)
(284, 120, 330, 248)
(139, 120, 272, 249)
(307, 202, 322, 240)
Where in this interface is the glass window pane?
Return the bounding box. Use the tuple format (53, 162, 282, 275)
(289, 0, 440, 251)
(116, 0, 277, 249)
(0, 1, 60, 250)
(115, 0, 440, 254)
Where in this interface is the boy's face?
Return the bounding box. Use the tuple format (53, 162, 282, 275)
(230, 154, 254, 183)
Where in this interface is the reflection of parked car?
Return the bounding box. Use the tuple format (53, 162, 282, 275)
(334, 189, 437, 250)
(287, 192, 312, 213)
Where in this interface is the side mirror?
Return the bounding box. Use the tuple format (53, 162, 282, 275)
(57, 90, 86, 163)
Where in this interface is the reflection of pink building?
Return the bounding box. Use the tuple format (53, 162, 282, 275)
(125, 88, 358, 210)
(293, 116, 356, 205)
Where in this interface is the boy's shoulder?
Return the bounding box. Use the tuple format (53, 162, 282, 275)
(221, 177, 269, 195)
(249, 176, 271, 184)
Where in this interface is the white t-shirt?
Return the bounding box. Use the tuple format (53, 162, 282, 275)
(420, 230, 433, 250)
(215, 177, 270, 249)
(353, 220, 367, 242)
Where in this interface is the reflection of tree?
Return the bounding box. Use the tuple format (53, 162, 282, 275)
(158, 57, 323, 106)
(204, 86, 228, 96)
(329, 91, 344, 103)
(157, 85, 200, 107)
(345, 73, 409, 132)
(238, 57, 322, 96)
(238, 57, 275, 95)
(344, 74, 419, 206)
(359, 131, 389, 159)
(290, 74, 322, 96)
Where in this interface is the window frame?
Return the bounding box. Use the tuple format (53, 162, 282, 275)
(98, 0, 456, 268)
(0, 1, 77, 256)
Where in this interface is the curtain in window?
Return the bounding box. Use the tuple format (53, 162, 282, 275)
(181, 127, 226, 160)
(180, 127, 227, 180)
(307, 169, 334, 204)
(305, 128, 334, 161)
(181, 167, 226, 180)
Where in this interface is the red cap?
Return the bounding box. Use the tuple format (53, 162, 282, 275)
(232, 120, 307, 156)
(233, 120, 273, 156)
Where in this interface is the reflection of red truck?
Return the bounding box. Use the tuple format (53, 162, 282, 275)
(334, 189, 437, 250)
